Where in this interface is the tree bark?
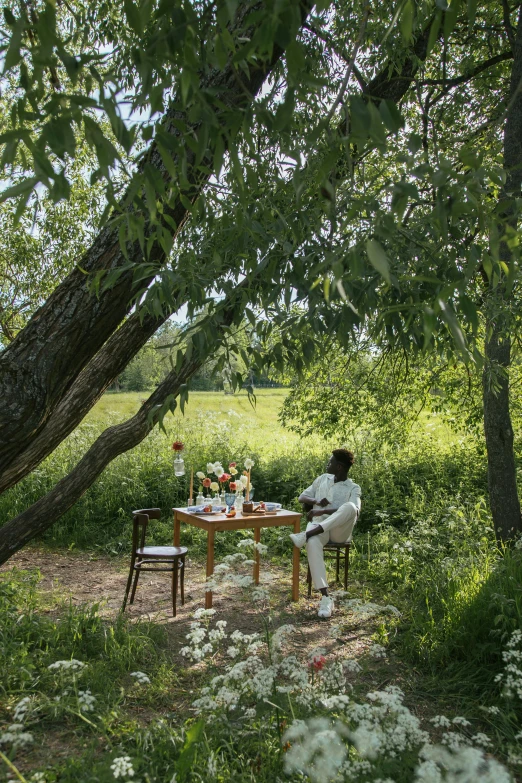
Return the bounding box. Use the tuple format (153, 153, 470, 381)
(0, 0, 313, 478)
(482, 5, 522, 540)
(0, 307, 172, 493)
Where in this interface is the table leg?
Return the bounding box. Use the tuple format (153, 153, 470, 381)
(292, 517, 300, 602)
(174, 512, 181, 547)
(253, 527, 260, 585)
(205, 528, 215, 609)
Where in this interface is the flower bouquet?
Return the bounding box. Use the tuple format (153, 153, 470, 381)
(196, 460, 255, 509)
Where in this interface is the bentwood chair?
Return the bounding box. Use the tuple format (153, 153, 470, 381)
(302, 501, 351, 596)
(122, 509, 187, 617)
(306, 542, 351, 597)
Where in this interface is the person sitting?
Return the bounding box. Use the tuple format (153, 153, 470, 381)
(290, 449, 361, 618)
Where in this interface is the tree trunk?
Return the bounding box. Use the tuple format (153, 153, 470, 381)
(482, 5, 522, 540)
(0, 0, 313, 478)
(0, 307, 172, 493)
(0, 296, 241, 564)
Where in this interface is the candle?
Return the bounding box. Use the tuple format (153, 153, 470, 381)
(246, 469, 250, 501)
(189, 467, 194, 502)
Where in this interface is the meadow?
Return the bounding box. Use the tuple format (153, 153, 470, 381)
(1, 390, 521, 782)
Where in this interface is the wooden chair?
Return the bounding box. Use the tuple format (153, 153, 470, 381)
(306, 541, 351, 597)
(301, 501, 351, 596)
(122, 508, 187, 616)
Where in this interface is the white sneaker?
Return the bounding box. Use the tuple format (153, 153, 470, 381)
(289, 531, 307, 548)
(318, 596, 334, 618)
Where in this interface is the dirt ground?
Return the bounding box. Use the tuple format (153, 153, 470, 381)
(2, 548, 378, 662)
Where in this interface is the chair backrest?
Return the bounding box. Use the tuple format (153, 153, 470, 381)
(131, 509, 161, 551)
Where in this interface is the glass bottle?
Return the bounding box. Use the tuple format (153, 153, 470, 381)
(212, 492, 221, 510)
(173, 455, 185, 476)
(196, 491, 205, 507)
(234, 490, 244, 512)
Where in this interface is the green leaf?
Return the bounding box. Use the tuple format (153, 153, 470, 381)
(467, 0, 477, 26)
(349, 96, 371, 142)
(124, 0, 142, 34)
(427, 10, 442, 56)
(379, 100, 404, 134)
(437, 298, 467, 353)
(444, 0, 462, 39)
(3, 19, 24, 73)
(0, 177, 38, 203)
(366, 239, 391, 283)
(400, 0, 414, 42)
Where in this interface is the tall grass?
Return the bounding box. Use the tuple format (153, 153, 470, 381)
(0, 391, 487, 558)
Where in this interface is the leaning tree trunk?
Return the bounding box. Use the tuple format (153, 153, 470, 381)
(0, 0, 314, 479)
(0, 292, 242, 564)
(482, 5, 522, 540)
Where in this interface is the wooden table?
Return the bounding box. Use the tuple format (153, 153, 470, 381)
(173, 507, 302, 608)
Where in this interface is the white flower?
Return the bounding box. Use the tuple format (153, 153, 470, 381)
(194, 608, 216, 619)
(480, 705, 500, 715)
(48, 659, 86, 672)
(210, 481, 219, 492)
(244, 459, 255, 470)
(193, 609, 216, 620)
(30, 773, 46, 783)
(227, 646, 240, 658)
(13, 696, 31, 722)
(206, 463, 215, 473)
(230, 467, 238, 475)
(343, 658, 362, 674)
(284, 718, 348, 783)
(430, 715, 451, 728)
(472, 732, 492, 747)
(0, 723, 34, 749)
(130, 671, 151, 685)
(369, 644, 387, 659)
(237, 538, 255, 549)
(452, 716, 471, 727)
(214, 467, 225, 478)
(110, 755, 135, 779)
(196, 471, 206, 480)
(252, 587, 270, 601)
(417, 745, 510, 782)
(78, 689, 96, 712)
(239, 475, 249, 487)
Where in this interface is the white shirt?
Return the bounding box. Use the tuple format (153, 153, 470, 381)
(302, 473, 361, 515)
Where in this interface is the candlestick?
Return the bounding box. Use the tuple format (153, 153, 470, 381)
(246, 469, 250, 502)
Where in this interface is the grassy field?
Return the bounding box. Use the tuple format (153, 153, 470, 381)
(1, 391, 521, 782)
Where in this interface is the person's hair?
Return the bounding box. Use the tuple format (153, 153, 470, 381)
(332, 448, 354, 469)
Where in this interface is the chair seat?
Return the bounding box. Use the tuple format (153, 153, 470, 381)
(136, 546, 188, 558)
(324, 541, 351, 549)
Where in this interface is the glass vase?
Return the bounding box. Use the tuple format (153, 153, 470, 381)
(224, 492, 236, 509)
(173, 455, 185, 476)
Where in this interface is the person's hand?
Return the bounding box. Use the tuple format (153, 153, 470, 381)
(307, 509, 317, 521)
(316, 497, 329, 507)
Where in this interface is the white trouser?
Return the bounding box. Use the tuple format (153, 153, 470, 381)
(306, 502, 358, 590)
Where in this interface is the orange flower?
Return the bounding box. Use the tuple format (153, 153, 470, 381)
(172, 440, 184, 451)
(229, 481, 237, 491)
(202, 477, 212, 488)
